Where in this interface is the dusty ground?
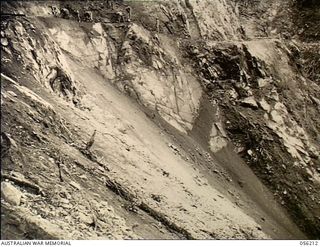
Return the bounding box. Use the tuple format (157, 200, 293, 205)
(1, 0, 319, 240)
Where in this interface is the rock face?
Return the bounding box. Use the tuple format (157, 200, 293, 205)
(1, 0, 319, 240)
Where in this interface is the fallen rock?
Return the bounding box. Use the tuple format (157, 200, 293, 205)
(10, 171, 25, 180)
(7, 91, 18, 97)
(257, 78, 270, 88)
(259, 98, 271, 112)
(209, 136, 228, 153)
(79, 174, 88, 180)
(1, 182, 22, 206)
(78, 212, 94, 225)
(247, 149, 253, 156)
(59, 198, 70, 204)
(151, 194, 162, 203)
(70, 181, 81, 190)
(269, 88, 280, 101)
(270, 110, 284, 124)
(1, 37, 9, 46)
(240, 96, 259, 109)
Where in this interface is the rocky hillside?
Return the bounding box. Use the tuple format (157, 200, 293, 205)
(1, 0, 319, 239)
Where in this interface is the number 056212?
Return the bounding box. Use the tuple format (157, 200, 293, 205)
(300, 241, 319, 246)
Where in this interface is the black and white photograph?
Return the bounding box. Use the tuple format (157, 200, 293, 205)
(0, 0, 319, 244)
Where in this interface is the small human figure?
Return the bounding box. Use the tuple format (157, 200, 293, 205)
(116, 11, 124, 23)
(156, 18, 160, 33)
(107, 0, 114, 9)
(125, 6, 131, 21)
(84, 11, 93, 22)
(46, 67, 58, 89)
(75, 10, 81, 22)
(60, 8, 70, 19)
(50, 6, 59, 17)
(49, 5, 53, 15)
(152, 33, 160, 45)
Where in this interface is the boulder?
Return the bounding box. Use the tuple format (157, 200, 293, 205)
(240, 96, 259, 109)
(270, 110, 284, 125)
(257, 78, 270, 88)
(1, 182, 22, 206)
(1, 37, 9, 47)
(78, 212, 94, 225)
(259, 98, 271, 112)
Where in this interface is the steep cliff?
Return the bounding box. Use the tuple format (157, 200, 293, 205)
(1, 0, 319, 239)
